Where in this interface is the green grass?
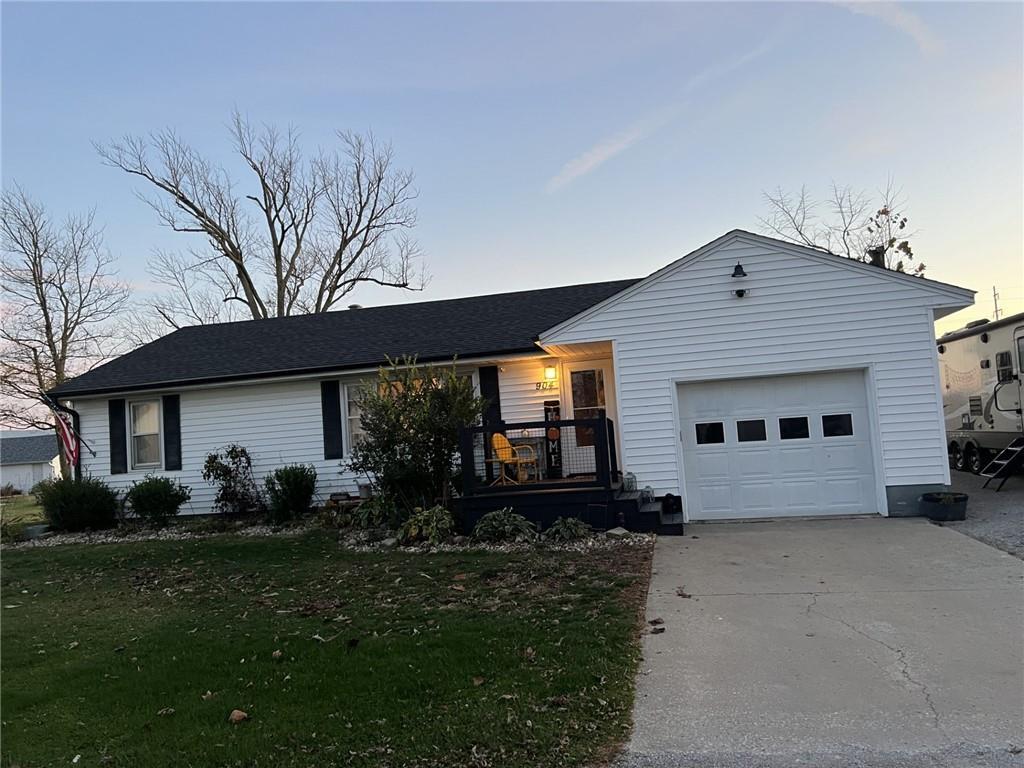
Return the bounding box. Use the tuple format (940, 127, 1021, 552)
(1, 531, 652, 767)
(0, 495, 44, 539)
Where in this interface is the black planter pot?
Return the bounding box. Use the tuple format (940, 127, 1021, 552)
(919, 492, 968, 522)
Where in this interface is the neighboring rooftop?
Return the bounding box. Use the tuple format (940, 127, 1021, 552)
(50, 279, 639, 398)
(1, 433, 58, 466)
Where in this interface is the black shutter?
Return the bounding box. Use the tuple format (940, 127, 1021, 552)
(321, 381, 344, 460)
(108, 399, 127, 474)
(478, 365, 502, 425)
(162, 395, 182, 471)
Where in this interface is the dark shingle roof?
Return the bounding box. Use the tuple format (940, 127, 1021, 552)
(1, 434, 58, 466)
(51, 279, 638, 398)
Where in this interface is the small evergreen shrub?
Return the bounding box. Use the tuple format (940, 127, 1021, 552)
(472, 508, 536, 543)
(264, 464, 318, 524)
(202, 444, 265, 516)
(125, 476, 191, 527)
(397, 505, 456, 546)
(543, 516, 592, 543)
(34, 477, 119, 532)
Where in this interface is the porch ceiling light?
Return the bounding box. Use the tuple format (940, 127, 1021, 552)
(544, 365, 558, 381)
(732, 262, 747, 278)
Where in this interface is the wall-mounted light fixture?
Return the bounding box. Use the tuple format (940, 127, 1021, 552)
(732, 262, 747, 278)
(734, 289, 748, 298)
(543, 365, 558, 381)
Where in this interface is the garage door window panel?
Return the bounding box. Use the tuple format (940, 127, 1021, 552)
(736, 419, 767, 442)
(822, 413, 854, 438)
(779, 416, 810, 440)
(695, 422, 725, 444)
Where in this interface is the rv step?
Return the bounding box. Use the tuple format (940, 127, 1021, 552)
(981, 437, 1024, 491)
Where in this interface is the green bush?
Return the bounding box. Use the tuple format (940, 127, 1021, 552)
(202, 444, 265, 516)
(34, 477, 119, 532)
(125, 476, 191, 527)
(347, 357, 488, 512)
(264, 465, 317, 524)
(543, 516, 592, 543)
(472, 508, 536, 543)
(398, 505, 456, 546)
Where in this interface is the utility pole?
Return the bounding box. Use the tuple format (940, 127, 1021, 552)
(992, 286, 1002, 320)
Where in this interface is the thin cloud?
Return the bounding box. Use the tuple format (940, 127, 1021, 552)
(545, 40, 773, 194)
(838, 2, 943, 56)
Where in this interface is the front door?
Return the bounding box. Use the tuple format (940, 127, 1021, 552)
(562, 360, 618, 477)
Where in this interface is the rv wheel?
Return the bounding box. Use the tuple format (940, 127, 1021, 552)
(950, 443, 965, 472)
(967, 445, 988, 475)
(958, 444, 983, 475)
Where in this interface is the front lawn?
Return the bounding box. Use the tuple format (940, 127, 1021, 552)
(1, 494, 44, 539)
(1, 531, 652, 767)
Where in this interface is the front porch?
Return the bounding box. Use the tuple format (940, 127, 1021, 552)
(456, 413, 665, 532)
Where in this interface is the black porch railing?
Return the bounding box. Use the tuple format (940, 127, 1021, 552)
(458, 411, 619, 496)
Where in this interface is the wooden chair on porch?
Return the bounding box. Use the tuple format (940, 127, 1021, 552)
(487, 432, 538, 485)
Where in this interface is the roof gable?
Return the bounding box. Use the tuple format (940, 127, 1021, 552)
(540, 230, 975, 344)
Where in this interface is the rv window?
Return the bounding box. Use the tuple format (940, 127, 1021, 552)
(695, 422, 725, 444)
(996, 351, 1014, 383)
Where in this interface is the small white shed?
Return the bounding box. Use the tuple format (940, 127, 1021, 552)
(1, 433, 60, 493)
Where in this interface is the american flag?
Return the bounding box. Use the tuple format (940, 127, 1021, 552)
(53, 409, 79, 467)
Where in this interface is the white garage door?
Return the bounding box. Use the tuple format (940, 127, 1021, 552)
(677, 370, 879, 520)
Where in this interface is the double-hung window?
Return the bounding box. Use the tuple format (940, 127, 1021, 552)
(130, 400, 162, 469)
(344, 383, 368, 453)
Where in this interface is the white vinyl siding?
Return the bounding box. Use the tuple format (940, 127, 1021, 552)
(76, 379, 364, 515)
(542, 234, 967, 496)
(497, 358, 559, 422)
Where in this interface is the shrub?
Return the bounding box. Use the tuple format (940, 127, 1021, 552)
(34, 477, 119, 532)
(543, 516, 592, 543)
(397, 505, 456, 546)
(125, 476, 191, 527)
(202, 444, 265, 516)
(472, 508, 536, 543)
(347, 358, 488, 512)
(264, 464, 317, 524)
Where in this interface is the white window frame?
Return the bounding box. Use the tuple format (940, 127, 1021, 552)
(129, 399, 162, 470)
(343, 381, 370, 457)
(340, 369, 480, 457)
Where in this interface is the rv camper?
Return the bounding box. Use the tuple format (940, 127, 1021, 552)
(937, 312, 1024, 473)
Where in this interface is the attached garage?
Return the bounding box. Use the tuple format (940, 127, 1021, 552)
(539, 230, 976, 522)
(676, 370, 880, 520)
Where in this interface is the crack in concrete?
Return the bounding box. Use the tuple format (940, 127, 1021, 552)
(806, 594, 943, 731)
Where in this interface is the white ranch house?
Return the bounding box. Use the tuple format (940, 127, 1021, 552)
(51, 231, 973, 528)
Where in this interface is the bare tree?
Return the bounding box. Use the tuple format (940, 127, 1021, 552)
(759, 179, 923, 274)
(97, 111, 425, 330)
(1, 186, 129, 461)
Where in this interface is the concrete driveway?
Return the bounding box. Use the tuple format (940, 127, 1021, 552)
(622, 518, 1024, 768)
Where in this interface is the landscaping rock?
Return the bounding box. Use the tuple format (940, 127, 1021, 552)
(228, 709, 248, 724)
(606, 527, 630, 538)
(380, 537, 398, 548)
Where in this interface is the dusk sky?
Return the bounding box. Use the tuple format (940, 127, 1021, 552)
(3, 1, 1021, 333)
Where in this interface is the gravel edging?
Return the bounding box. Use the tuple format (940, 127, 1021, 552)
(4, 522, 654, 554)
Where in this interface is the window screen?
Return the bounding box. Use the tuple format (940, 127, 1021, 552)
(736, 419, 767, 442)
(695, 422, 725, 444)
(779, 416, 809, 440)
(822, 413, 854, 437)
(130, 400, 161, 468)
